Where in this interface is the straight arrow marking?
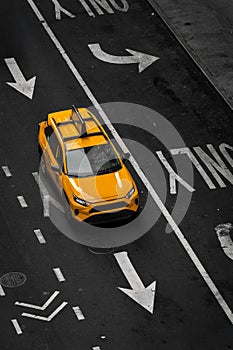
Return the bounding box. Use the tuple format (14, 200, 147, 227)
(88, 43, 159, 73)
(4, 57, 36, 99)
(21, 301, 68, 321)
(15, 290, 60, 310)
(114, 251, 156, 313)
(115, 251, 145, 290)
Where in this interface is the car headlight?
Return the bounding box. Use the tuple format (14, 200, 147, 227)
(125, 185, 135, 199)
(73, 194, 87, 206)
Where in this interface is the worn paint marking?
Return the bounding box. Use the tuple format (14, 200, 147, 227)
(17, 196, 28, 208)
(11, 319, 23, 335)
(2, 165, 12, 177)
(33, 229, 46, 244)
(53, 268, 66, 282)
(72, 306, 85, 320)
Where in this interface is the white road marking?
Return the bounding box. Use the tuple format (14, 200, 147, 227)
(78, 0, 129, 17)
(219, 143, 233, 168)
(72, 306, 85, 320)
(156, 150, 195, 194)
(1, 165, 12, 177)
(88, 43, 159, 73)
(88, 0, 114, 15)
(193, 146, 233, 188)
(26, 0, 233, 324)
(53, 268, 66, 282)
(215, 223, 233, 260)
(171, 147, 216, 189)
(17, 196, 28, 208)
(32, 172, 65, 216)
(78, 0, 95, 17)
(92, 347, 101, 350)
(0, 284, 5, 296)
(4, 58, 36, 99)
(114, 251, 156, 313)
(15, 290, 60, 310)
(22, 301, 68, 322)
(11, 319, 23, 335)
(51, 0, 75, 20)
(33, 229, 46, 244)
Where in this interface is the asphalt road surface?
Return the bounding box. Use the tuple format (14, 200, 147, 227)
(0, 1, 233, 349)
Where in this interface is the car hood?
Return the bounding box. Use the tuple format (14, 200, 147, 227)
(68, 167, 133, 203)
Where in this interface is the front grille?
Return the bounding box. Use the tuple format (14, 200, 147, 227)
(89, 201, 128, 214)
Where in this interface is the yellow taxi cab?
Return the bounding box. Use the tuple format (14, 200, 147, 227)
(38, 105, 139, 223)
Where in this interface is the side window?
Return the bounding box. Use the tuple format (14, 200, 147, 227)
(49, 134, 59, 156)
(56, 144, 63, 168)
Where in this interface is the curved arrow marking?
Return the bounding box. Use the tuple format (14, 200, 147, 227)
(88, 43, 159, 73)
(114, 251, 156, 313)
(5, 58, 36, 99)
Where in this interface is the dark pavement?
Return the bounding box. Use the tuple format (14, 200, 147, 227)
(0, 1, 233, 349)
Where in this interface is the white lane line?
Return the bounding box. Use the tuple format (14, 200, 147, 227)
(92, 347, 101, 350)
(72, 306, 85, 320)
(26, 0, 233, 325)
(32, 172, 65, 216)
(53, 268, 66, 282)
(11, 319, 23, 335)
(15, 291, 60, 310)
(2, 165, 12, 177)
(0, 284, 5, 296)
(33, 229, 46, 244)
(17, 196, 28, 208)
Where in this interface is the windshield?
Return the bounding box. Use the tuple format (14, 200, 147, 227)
(66, 143, 122, 177)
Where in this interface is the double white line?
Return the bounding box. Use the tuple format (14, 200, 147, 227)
(26, 0, 233, 324)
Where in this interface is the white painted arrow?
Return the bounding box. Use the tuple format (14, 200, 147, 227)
(5, 58, 36, 99)
(114, 251, 156, 313)
(88, 43, 159, 73)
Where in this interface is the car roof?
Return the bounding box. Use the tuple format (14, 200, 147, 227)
(48, 106, 108, 151)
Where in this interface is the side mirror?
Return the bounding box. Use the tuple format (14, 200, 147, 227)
(51, 164, 61, 173)
(122, 152, 130, 163)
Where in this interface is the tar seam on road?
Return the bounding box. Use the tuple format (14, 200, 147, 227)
(26, 0, 233, 325)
